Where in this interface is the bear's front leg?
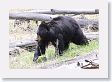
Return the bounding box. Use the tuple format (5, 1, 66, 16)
(56, 34, 64, 56)
(33, 47, 41, 62)
(33, 40, 46, 62)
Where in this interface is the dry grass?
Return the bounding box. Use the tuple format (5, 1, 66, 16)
(9, 20, 37, 43)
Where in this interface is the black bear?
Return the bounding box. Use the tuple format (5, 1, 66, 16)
(33, 16, 88, 62)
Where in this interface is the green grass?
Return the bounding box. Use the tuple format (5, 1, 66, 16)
(9, 39, 98, 69)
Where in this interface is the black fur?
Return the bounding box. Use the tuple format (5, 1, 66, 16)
(33, 16, 88, 62)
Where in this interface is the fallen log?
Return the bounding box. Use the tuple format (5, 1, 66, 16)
(24, 9, 99, 15)
(50, 9, 99, 14)
(9, 40, 37, 56)
(9, 12, 58, 21)
(9, 39, 37, 48)
(9, 12, 98, 27)
(76, 19, 98, 28)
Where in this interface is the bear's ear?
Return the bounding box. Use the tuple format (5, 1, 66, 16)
(41, 21, 46, 25)
(49, 20, 57, 26)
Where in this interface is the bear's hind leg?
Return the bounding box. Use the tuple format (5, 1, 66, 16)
(57, 34, 64, 56)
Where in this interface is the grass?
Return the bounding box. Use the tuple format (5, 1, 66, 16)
(9, 39, 98, 69)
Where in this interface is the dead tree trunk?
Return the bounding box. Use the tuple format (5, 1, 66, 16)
(50, 9, 99, 15)
(9, 12, 58, 21)
(24, 9, 99, 15)
(9, 40, 37, 48)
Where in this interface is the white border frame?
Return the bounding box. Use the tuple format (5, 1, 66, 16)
(0, 0, 108, 78)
